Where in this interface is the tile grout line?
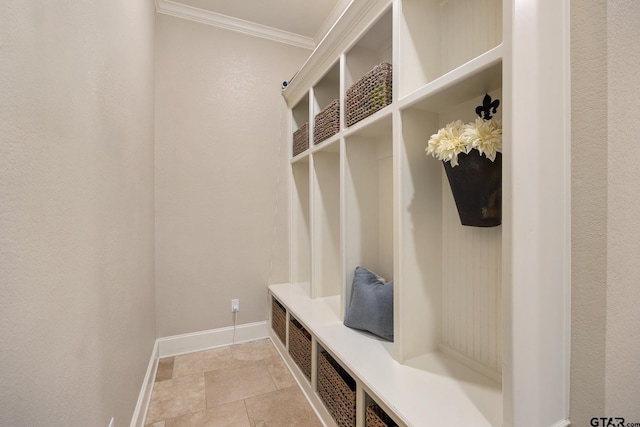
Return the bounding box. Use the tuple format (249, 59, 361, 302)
(241, 399, 252, 426)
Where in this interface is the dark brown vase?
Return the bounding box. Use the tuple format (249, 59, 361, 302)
(443, 150, 502, 227)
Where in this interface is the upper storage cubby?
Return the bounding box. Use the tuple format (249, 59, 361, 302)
(313, 62, 341, 146)
(345, 8, 393, 89)
(398, 0, 502, 97)
(314, 62, 340, 112)
(292, 93, 310, 134)
(344, 8, 393, 128)
(292, 93, 310, 159)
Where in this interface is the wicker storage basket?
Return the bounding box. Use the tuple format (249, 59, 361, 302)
(366, 404, 398, 427)
(271, 298, 286, 344)
(314, 99, 340, 144)
(288, 316, 312, 381)
(317, 349, 356, 427)
(293, 122, 309, 157)
(345, 62, 392, 127)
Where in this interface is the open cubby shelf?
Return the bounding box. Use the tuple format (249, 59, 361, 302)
(279, 0, 570, 426)
(397, 0, 502, 98)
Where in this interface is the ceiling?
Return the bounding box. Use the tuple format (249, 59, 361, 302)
(162, 0, 350, 47)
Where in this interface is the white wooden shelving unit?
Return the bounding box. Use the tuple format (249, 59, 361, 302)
(270, 1, 571, 426)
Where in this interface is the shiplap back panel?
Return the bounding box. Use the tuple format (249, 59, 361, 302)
(440, 171, 502, 375)
(440, 0, 503, 76)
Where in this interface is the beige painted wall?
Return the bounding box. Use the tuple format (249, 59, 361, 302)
(604, 0, 640, 419)
(571, 0, 607, 423)
(0, 1, 156, 426)
(572, 0, 640, 423)
(154, 15, 309, 337)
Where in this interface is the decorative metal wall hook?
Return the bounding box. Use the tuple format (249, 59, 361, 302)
(475, 94, 500, 120)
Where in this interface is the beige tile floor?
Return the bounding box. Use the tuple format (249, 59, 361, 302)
(144, 339, 323, 427)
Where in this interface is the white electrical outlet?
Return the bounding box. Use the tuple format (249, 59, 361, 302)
(231, 299, 239, 312)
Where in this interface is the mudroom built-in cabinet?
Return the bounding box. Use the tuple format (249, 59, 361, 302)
(269, 0, 570, 426)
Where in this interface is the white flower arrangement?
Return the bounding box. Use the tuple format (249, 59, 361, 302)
(426, 117, 502, 167)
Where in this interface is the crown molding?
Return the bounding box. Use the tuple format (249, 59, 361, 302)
(282, 0, 392, 107)
(312, 0, 354, 45)
(155, 0, 315, 50)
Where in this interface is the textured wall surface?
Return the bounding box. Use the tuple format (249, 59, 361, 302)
(605, 0, 640, 419)
(0, 1, 156, 426)
(572, 0, 640, 423)
(154, 15, 309, 337)
(570, 0, 608, 424)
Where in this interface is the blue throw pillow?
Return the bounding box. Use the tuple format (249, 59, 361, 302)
(344, 266, 394, 341)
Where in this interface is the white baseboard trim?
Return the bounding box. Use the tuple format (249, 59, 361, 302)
(129, 322, 268, 426)
(130, 340, 159, 427)
(157, 321, 269, 358)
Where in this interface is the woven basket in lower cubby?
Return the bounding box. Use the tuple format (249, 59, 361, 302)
(288, 315, 311, 381)
(345, 62, 392, 127)
(271, 298, 286, 344)
(293, 122, 309, 157)
(314, 99, 340, 144)
(317, 349, 356, 427)
(366, 403, 398, 427)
